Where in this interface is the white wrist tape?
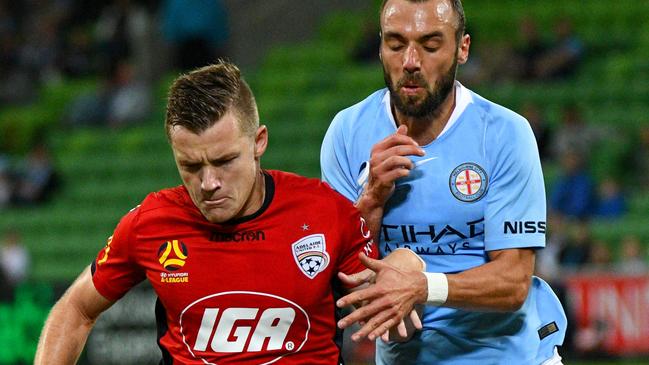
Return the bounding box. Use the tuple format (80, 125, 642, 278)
(423, 272, 448, 306)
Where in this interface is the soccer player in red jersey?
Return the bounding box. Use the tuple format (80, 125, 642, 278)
(34, 61, 423, 364)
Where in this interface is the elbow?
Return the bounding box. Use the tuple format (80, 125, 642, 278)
(505, 279, 531, 311)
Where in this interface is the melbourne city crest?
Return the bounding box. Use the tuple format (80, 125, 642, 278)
(449, 162, 488, 202)
(292, 234, 330, 279)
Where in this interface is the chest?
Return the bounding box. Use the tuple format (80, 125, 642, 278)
(354, 124, 490, 226)
(133, 220, 341, 317)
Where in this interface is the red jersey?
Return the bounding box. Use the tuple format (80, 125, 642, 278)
(91, 170, 377, 365)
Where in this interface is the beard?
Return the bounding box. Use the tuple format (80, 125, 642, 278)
(384, 55, 458, 119)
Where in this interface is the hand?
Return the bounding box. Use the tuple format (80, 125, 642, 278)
(338, 249, 425, 342)
(381, 304, 423, 343)
(379, 248, 425, 342)
(338, 267, 375, 288)
(362, 125, 424, 208)
(338, 248, 424, 289)
(336, 253, 428, 342)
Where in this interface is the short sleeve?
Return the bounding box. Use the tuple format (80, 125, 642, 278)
(91, 207, 146, 301)
(484, 117, 546, 251)
(333, 193, 378, 286)
(320, 112, 361, 202)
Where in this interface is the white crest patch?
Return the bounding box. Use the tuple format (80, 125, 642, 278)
(291, 234, 330, 279)
(449, 162, 488, 202)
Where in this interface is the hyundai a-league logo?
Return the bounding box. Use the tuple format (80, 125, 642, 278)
(158, 240, 188, 271)
(449, 163, 488, 202)
(291, 234, 330, 279)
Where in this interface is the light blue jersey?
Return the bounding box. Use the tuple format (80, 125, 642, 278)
(321, 83, 566, 364)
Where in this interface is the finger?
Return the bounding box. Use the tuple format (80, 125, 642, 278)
(337, 291, 387, 328)
(347, 300, 400, 341)
(370, 165, 413, 187)
(385, 144, 426, 159)
(410, 309, 423, 330)
(358, 252, 390, 273)
(338, 268, 374, 288)
(368, 316, 401, 342)
(396, 124, 408, 136)
(396, 319, 408, 338)
(372, 132, 420, 154)
(372, 153, 420, 173)
(373, 146, 425, 167)
(336, 286, 380, 316)
(355, 310, 401, 342)
(381, 330, 390, 343)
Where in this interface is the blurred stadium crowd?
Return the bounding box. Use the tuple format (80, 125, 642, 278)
(0, 0, 647, 364)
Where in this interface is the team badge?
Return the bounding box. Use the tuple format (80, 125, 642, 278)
(449, 163, 488, 202)
(291, 234, 330, 279)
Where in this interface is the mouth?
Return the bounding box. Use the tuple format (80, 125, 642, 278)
(202, 197, 228, 207)
(400, 84, 423, 94)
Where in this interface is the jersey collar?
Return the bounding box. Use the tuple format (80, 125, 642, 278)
(382, 81, 473, 139)
(224, 171, 275, 225)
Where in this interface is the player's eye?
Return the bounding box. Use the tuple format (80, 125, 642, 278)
(182, 164, 201, 172)
(386, 40, 405, 51)
(213, 156, 237, 167)
(422, 41, 441, 53)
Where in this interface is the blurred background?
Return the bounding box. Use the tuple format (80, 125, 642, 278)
(0, 0, 647, 364)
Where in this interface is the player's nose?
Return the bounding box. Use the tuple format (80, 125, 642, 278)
(403, 45, 421, 73)
(200, 167, 222, 192)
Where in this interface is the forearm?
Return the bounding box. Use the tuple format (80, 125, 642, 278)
(35, 299, 96, 364)
(35, 267, 112, 364)
(443, 250, 534, 311)
(354, 192, 385, 242)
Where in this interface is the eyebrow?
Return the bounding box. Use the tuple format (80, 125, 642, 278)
(383, 30, 445, 43)
(179, 152, 239, 166)
(418, 31, 444, 43)
(209, 153, 238, 164)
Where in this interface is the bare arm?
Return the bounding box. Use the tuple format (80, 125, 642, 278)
(355, 125, 424, 237)
(34, 266, 114, 364)
(337, 248, 535, 341)
(446, 248, 534, 311)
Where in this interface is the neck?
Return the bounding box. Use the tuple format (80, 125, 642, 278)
(393, 87, 457, 146)
(241, 168, 266, 217)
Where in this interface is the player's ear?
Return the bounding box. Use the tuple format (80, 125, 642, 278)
(254, 125, 268, 158)
(378, 31, 383, 61)
(457, 34, 470, 65)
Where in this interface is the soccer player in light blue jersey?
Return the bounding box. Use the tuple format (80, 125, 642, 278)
(320, 0, 567, 364)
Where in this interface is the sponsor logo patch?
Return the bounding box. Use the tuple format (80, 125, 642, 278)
(538, 321, 559, 340)
(180, 291, 310, 364)
(158, 240, 190, 283)
(449, 163, 488, 202)
(291, 234, 330, 279)
(210, 230, 265, 243)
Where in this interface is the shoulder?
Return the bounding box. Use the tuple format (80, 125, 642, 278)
(138, 185, 191, 212)
(472, 90, 528, 129)
(125, 186, 196, 225)
(323, 88, 390, 163)
(330, 89, 387, 131)
(466, 89, 535, 146)
(269, 170, 354, 208)
(269, 170, 337, 195)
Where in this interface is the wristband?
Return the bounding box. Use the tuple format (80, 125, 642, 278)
(422, 272, 448, 306)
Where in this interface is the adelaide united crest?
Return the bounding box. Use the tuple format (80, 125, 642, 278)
(291, 234, 330, 279)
